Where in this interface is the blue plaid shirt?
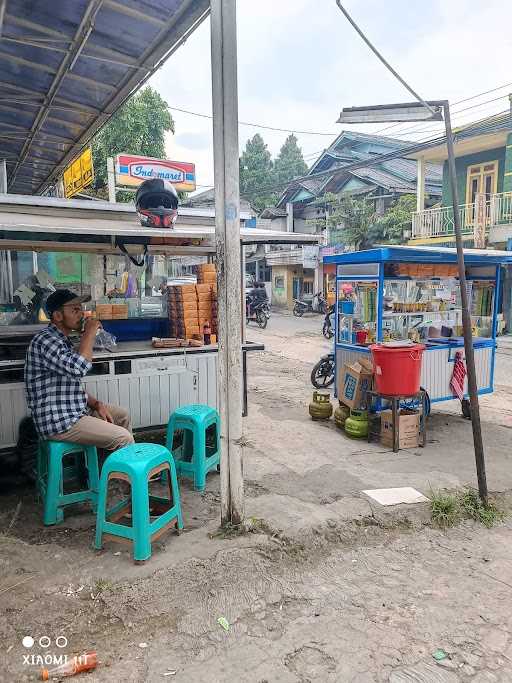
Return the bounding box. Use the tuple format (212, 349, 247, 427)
(25, 324, 92, 437)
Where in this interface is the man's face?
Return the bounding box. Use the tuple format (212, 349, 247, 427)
(54, 303, 84, 332)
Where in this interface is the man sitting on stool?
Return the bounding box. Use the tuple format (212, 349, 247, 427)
(25, 289, 134, 451)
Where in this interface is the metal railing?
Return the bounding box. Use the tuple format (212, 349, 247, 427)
(412, 192, 512, 239)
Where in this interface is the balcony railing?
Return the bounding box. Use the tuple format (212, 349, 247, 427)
(412, 191, 512, 239)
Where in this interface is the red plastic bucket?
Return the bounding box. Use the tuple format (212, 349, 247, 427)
(369, 344, 425, 396)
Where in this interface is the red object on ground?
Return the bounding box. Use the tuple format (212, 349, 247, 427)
(370, 344, 425, 396)
(450, 351, 466, 400)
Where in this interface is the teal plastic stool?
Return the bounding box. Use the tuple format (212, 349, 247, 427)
(165, 404, 220, 492)
(94, 443, 183, 562)
(37, 441, 99, 526)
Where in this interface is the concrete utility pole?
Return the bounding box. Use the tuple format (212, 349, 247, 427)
(210, 0, 245, 525)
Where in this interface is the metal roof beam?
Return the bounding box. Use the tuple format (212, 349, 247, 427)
(9, 0, 105, 189)
(37, 0, 210, 193)
(0, 0, 6, 39)
(0, 48, 57, 73)
(103, 0, 167, 27)
(5, 14, 70, 40)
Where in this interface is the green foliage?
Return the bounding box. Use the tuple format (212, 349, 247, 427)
(430, 490, 459, 528)
(239, 133, 308, 213)
(375, 194, 416, 244)
(430, 488, 504, 529)
(273, 134, 308, 187)
(91, 86, 174, 201)
(459, 489, 503, 528)
(239, 134, 275, 213)
(308, 192, 417, 249)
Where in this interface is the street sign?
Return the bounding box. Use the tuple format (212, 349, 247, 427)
(63, 147, 94, 198)
(115, 154, 196, 192)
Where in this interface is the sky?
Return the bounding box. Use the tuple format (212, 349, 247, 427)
(149, 0, 512, 195)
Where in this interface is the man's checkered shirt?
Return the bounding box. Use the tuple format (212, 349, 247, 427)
(25, 324, 92, 438)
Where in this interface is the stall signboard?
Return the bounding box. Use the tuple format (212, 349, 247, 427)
(115, 154, 196, 192)
(63, 147, 94, 198)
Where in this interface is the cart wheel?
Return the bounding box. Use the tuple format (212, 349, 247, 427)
(461, 398, 471, 420)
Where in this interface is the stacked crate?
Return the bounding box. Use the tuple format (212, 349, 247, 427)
(197, 263, 217, 285)
(197, 264, 217, 340)
(168, 284, 200, 340)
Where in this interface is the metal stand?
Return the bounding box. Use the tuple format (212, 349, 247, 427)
(367, 389, 427, 452)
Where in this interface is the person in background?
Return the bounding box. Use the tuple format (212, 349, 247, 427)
(246, 281, 268, 317)
(25, 289, 134, 452)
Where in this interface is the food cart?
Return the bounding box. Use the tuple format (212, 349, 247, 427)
(324, 245, 512, 413)
(0, 194, 319, 451)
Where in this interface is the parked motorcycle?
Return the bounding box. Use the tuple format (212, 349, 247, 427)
(322, 304, 335, 339)
(246, 301, 270, 329)
(293, 291, 327, 317)
(311, 352, 335, 388)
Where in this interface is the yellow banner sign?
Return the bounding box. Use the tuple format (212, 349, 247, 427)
(63, 147, 94, 198)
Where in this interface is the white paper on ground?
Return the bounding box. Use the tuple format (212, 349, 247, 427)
(362, 487, 429, 506)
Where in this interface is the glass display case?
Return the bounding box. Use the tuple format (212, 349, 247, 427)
(336, 279, 378, 345)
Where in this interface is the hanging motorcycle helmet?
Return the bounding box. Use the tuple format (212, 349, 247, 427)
(135, 178, 179, 228)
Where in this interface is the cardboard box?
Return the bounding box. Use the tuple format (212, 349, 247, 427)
(337, 357, 373, 410)
(380, 409, 419, 449)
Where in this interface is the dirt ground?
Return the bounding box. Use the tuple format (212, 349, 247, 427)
(2, 312, 512, 682)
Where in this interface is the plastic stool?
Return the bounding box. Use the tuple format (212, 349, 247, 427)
(94, 443, 183, 562)
(37, 441, 99, 526)
(166, 404, 220, 491)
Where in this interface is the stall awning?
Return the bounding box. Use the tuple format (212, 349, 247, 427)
(324, 245, 512, 266)
(0, 0, 209, 194)
(0, 194, 320, 254)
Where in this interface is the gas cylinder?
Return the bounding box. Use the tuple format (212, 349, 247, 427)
(308, 391, 333, 420)
(334, 403, 350, 430)
(344, 409, 369, 438)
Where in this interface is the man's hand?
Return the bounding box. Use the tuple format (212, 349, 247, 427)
(83, 319, 101, 336)
(79, 319, 101, 361)
(95, 401, 113, 423)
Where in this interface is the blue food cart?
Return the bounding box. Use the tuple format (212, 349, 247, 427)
(323, 245, 512, 413)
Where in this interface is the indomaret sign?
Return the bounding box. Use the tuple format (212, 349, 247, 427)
(115, 154, 196, 192)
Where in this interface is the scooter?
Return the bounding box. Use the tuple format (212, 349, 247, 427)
(322, 304, 335, 339)
(311, 352, 335, 388)
(293, 292, 327, 317)
(246, 300, 270, 329)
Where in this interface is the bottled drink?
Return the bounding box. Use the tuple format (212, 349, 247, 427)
(41, 652, 97, 680)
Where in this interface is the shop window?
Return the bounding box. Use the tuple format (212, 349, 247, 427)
(303, 280, 313, 295)
(274, 276, 284, 289)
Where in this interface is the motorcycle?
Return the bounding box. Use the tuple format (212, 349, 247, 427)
(246, 300, 270, 329)
(293, 291, 327, 317)
(311, 352, 335, 389)
(322, 304, 335, 339)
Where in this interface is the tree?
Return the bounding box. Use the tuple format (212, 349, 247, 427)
(309, 192, 416, 249)
(375, 194, 416, 244)
(239, 134, 275, 213)
(91, 86, 175, 200)
(273, 134, 308, 188)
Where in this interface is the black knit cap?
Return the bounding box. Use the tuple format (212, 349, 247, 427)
(45, 289, 91, 316)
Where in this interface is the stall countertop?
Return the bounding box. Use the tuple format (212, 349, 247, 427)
(0, 339, 264, 368)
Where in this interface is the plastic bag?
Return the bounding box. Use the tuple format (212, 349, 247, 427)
(93, 329, 117, 351)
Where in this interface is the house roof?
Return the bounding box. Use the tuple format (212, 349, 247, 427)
(407, 112, 512, 162)
(274, 129, 442, 209)
(185, 187, 253, 214)
(0, 0, 209, 195)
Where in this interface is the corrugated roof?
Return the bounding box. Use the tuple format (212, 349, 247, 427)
(0, 0, 209, 194)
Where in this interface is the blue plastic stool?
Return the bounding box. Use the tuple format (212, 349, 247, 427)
(37, 441, 99, 526)
(165, 404, 220, 491)
(94, 443, 184, 562)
